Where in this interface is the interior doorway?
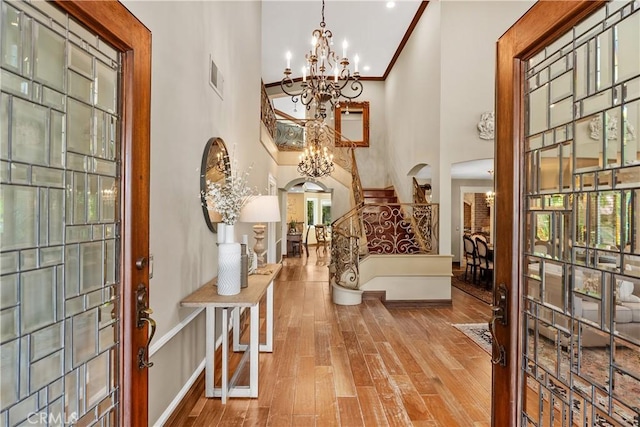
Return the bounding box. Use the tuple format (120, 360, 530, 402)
(459, 186, 493, 262)
(283, 180, 332, 257)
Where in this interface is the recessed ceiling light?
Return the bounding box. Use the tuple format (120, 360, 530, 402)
(386, 2, 396, 8)
(363, 65, 371, 71)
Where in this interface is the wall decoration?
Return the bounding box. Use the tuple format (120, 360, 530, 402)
(477, 111, 494, 140)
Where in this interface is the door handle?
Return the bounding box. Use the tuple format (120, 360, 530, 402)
(489, 283, 507, 367)
(136, 283, 156, 369)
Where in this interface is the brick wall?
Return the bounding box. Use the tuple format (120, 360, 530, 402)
(474, 193, 490, 233)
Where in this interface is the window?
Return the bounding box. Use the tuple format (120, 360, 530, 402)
(321, 199, 331, 225)
(306, 198, 317, 226)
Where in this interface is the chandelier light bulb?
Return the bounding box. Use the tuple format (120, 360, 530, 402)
(302, 66, 307, 82)
(354, 54, 360, 73)
(342, 40, 348, 58)
(286, 51, 291, 69)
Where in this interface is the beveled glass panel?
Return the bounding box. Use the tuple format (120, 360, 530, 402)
(67, 99, 93, 156)
(87, 174, 99, 223)
(73, 172, 86, 224)
(1, 3, 21, 72)
(578, 326, 611, 384)
(528, 84, 549, 135)
(623, 100, 640, 165)
(543, 261, 565, 310)
(595, 191, 621, 249)
(575, 116, 602, 171)
(32, 166, 64, 187)
(575, 43, 589, 100)
(33, 23, 65, 91)
(40, 246, 63, 267)
(583, 89, 613, 116)
(0, 340, 19, 409)
(596, 28, 613, 91)
(603, 108, 622, 167)
(42, 87, 65, 111)
(527, 133, 544, 151)
(540, 146, 560, 192)
(11, 97, 48, 165)
(80, 241, 102, 294)
(598, 169, 613, 188)
(72, 309, 97, 365)
(21, 268, 56, 334)
(30, 322, 63, 362)
(0, 307, 18, 342)
(95, 61, 117, 113)
(615, 11, 640, 83)
(0, 185, 37, 251)
(68, 70, 93, 104)
(1, 94, 8, 160)
(105, 239, 115, 285)
(66, 225, 91, 244)
(49, 189, 64, 246)
(86, 352, 108, 408)
(69, 43, 93, 78)
(50, 110, 64, 168)
(561, 142, 573, 190)
(526, 277, 543, 301)
(0, 274, 18, 309)
(550, 97, 573, 128)
(100, 177, 116, 223)
(625, 76, 640, 102)
(67, 153, 88, 172)
(551, 72, 573, 103)
(1, 69, 30, 98)
(525, 151, 538, 194)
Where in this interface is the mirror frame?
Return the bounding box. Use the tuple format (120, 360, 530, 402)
(334, 101, 370, 147)
(200, 137, 231, 233)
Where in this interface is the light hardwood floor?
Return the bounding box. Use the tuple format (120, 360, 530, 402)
(169, 249, 493, 426)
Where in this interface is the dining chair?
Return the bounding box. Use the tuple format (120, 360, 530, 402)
(303, 225, 311, 256)
(315, 224, 330, 253)
(463, 235, 480, 283)
(475, 237, 494, 286)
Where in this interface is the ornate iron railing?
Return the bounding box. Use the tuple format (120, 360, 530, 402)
(331, 202, 439, 289)
(261, 81, 276, 138)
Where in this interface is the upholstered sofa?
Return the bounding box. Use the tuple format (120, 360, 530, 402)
(528, 263, 640, 347)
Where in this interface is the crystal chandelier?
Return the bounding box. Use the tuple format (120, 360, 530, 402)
(281, 0, 363, 119)
(297, 120, 335, 178)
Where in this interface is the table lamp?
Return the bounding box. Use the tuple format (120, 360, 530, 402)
(239, 195, 281, 268)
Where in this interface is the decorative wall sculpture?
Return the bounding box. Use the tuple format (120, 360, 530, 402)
(477, 111, 495, 140)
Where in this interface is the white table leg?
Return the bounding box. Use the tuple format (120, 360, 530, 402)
(205, 307, 215, 398)
(221, 307, 229, 404)
(232, 307, 241, 351)
(265, 281, 273, 352)
(249, 304, 259, 397)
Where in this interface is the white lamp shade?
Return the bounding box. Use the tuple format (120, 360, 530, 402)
(239, 195, 281, 223)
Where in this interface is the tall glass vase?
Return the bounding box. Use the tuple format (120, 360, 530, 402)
(217, 224, 241, 295)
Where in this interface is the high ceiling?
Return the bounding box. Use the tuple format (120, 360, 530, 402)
(261, 1, 495, 182)
(261, 0, 423, 86)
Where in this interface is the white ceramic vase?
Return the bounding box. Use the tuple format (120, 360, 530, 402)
(217, 224, 241, 295)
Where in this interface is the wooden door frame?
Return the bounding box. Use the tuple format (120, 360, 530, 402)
(50, 1, 152, 425)
(492, 1, 605, 425)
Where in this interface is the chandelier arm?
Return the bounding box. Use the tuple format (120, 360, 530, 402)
(338, 80, 364, 101)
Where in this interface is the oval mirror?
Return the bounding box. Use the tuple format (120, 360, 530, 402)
(200, 137, 230, 233)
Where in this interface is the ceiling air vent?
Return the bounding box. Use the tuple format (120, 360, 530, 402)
(209, 55, 224, 99)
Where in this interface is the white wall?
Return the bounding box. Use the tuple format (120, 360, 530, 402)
(385, 0, 533, 256)
(119, 2, 272, 425)
(385, 0, 442, 206)
(345, 81, 389, 189)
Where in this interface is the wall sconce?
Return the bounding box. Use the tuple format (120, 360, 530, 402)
(485, 191, 495, 207)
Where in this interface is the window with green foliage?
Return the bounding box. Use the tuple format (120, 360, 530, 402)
(321, 199, 331, 225)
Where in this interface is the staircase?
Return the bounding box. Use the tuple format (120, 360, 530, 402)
(362, 188, 422, 254)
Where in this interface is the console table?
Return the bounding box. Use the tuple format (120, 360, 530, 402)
(180, 263, 281, 403)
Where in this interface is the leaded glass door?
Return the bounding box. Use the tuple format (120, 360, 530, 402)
(494, 0, 640, 426)
(0, 1, 151, 425)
